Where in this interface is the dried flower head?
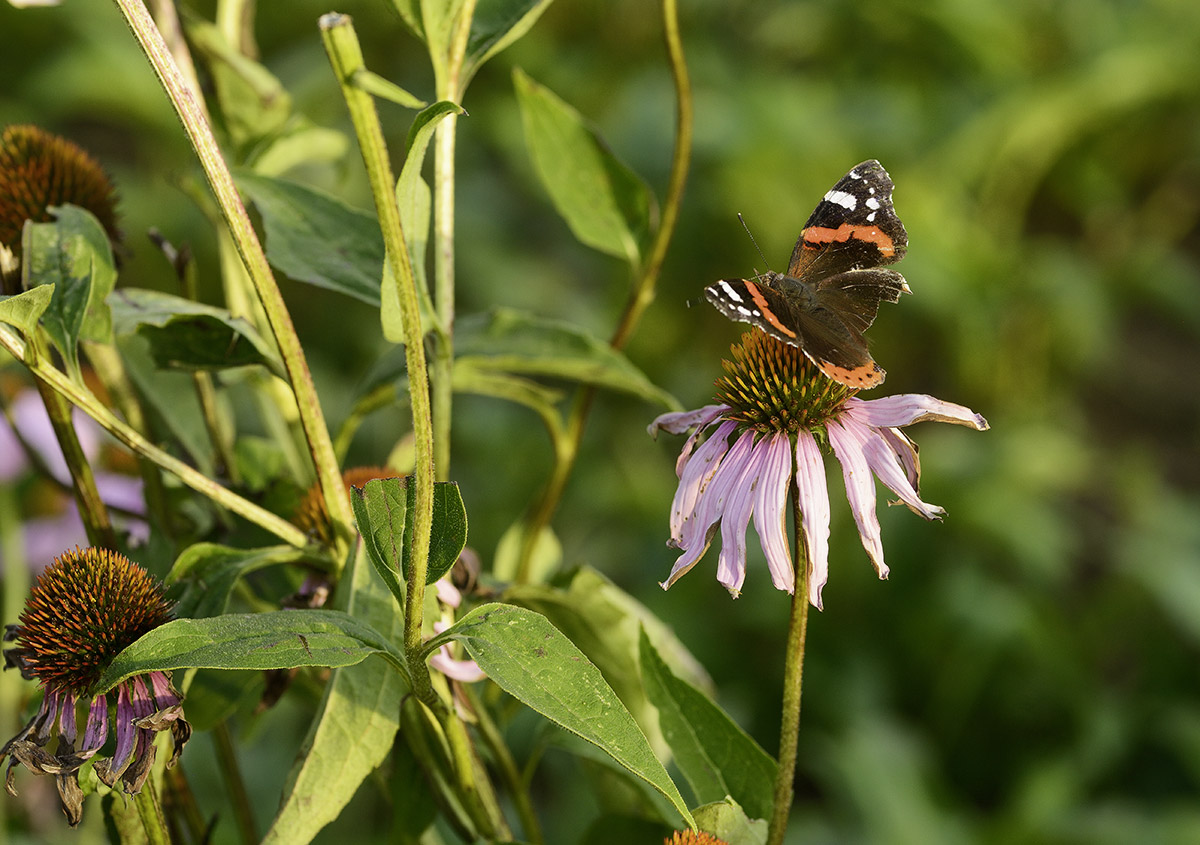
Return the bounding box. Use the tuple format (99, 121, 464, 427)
(293, 466, 401, 544)
(1, 547, 189, 826)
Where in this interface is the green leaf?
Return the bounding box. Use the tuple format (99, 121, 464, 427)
(693, 798, 769, 845)
(109, 288, 282, 374)
(507, 567, 712, 759)
(382, 101, 463, 343)
(251, 120, 350, 178)
(263, 541, 406, 844)
(351, 477, 468, 591)
(453, 361, 565, 419)
(513, 68, 653, 264)
(493, 519, 562, 583)
(236, 171, 384, 305)
(456, 308, 679, 407)
(22, 205, 117, 376)
(465, 0, 555, 78)
(185, 17, 292, 146)
(640, 629, 776, 821)
(0, 285, 54, 336)
(439, 603, 695, 829)
(167, 544, 310, 619)
(351, 69, 427, 109)
(98, 610, 407, 694)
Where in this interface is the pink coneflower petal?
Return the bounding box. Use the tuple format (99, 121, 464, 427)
(80, 694, 108, 756)
(877, 426, 920, 490)
(844, 416, 945, 521)
(752, 432, 794, 593)
(794, 431, 831, 609)
(669, 420, 736, 545)
(828, 419, 888, 579)
(845, 395, 989, 431)
(434, 578, 463, 608)
(429, 622, 486, 682)
(648, 403, 727, 438)
(716, 433, 763, 596)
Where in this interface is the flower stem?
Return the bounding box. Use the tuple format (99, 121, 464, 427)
(319, 12, 437, 678)
(464, 684, 544, 844)
(514, 0, 692, 580)
(214, 721, 258, 845)
(133, 777, 172, 845)
(113, 0, 355, 562)
(0, 325, 310, 547)
(768, 488, 812, 845)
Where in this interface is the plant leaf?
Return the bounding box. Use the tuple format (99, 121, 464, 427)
(0, 285, 54, 336)
(640, 629, 776, 821)
(262, 541, 406, 844)
(97, 610, 407, 694)
(381, 101, 463, 343)
(351, 68, 427, 109)
(465, 0, 555, 78)
(439, 602, 695, 829)
(456, 307, 679, 407)
(694, 798, 769, 845)
(109, 288, 282, 374)
(167, 544, 310, 619)
(513, 68, 652, 264)
(22, 204, 117, 376)
(236, 171, 384, 305)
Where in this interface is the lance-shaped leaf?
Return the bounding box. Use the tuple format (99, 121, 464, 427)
(350, 477, 468, 597)
(640, 629, 776, 822)
(237, 171, 384, 305)
(456, 307, 678, 407)
(381, 101, 463, 344)
(167, 544, 311, 619)
(97, 609, 408, 694)
(514, 68, 652, 264)
(263, 540, 406, 844)
(464, 0, 555, 80)
(22, 204, 117, 376)
(0, 285, 54, 336)
(436, 603, 695, 829)
(109, 288, 282, 374)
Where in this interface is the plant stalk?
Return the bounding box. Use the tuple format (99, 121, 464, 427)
(768, 487, 812, 845)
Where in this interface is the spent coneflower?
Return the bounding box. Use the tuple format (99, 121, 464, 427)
(1, 547, 189, 826)
(293, 465, 400, 545)
(649, 330, 988, 608)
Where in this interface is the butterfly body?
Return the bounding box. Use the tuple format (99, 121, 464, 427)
(705, 160, 909, 389)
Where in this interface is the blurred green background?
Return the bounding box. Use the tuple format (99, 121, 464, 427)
(2, 0, 1199, 842)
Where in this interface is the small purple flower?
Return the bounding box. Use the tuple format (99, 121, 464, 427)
(1, 548, 189, 826)
(650, 331, 988, 609)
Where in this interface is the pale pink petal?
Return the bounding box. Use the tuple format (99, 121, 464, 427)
(794, 431, 831, 609)
(662, 428, 756, 589)
(752, 432, 794, 593)
(434, 579, 462, 608)
(877, 426, 920, 490)
(669, 420, 736, 544)
(429, 649, 487, 683)
(670, 405, 731, 478)
(647, 404, 728, 438)
(845, 417, 946, 521)
(716, 432, 764, 597)
(845, 394, 989, 431)
(828, 419, 888, 579)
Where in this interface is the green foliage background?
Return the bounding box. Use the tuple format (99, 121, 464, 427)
(3, 0, 1199, 842)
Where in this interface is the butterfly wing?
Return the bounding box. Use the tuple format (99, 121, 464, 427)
(786, 160, 908, 282)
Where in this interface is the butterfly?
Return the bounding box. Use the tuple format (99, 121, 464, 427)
(705, 159, 910, 389)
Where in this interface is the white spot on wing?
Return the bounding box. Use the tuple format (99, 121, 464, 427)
(866, 197, 881, 210)
(718, 281, 743, 303)
(824, 189, 857, 210)
(866, 211, 877, 222)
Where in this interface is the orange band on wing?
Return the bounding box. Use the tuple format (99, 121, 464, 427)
(744, 282, 797, 338)
(802, 223, 895, 257)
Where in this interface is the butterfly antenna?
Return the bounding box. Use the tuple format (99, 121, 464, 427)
(738, 213, 770, 278)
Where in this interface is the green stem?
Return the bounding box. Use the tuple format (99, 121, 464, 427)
(214, 721, 258, 845)
(0, 326, 310, 547)
(514, 0, 692, 581)
(31, 368, 117, 550)
(768, 488, 812, 845)
(464, 684, 543, 844)
(319, 13, 437, 668)
(133, 777, 172, 845)
(113, 0, 355, 562)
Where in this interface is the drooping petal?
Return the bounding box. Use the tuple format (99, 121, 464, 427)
(662, 428, 756, 589)
(647, 404, 728, 438)
(794, 431, 831, 609)
(429, 621, 486, 682)
(716, 432, 767, 597)
(828, 419, 888, 579)
(752, 432, 794, 593)
(845, 394, 989, 431)
(845, 417, 946, 521)
(669, 419, 736, 544)
(79, 694, 109, 757)
(434, 578, 463, 608)
(671, 405, 732, 478)
(877, 426, 920, 491)
(96, 682, 137, 787)
(55, 691, 77, 745)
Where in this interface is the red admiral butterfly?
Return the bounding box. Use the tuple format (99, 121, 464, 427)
(705, 159, 910, 389)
